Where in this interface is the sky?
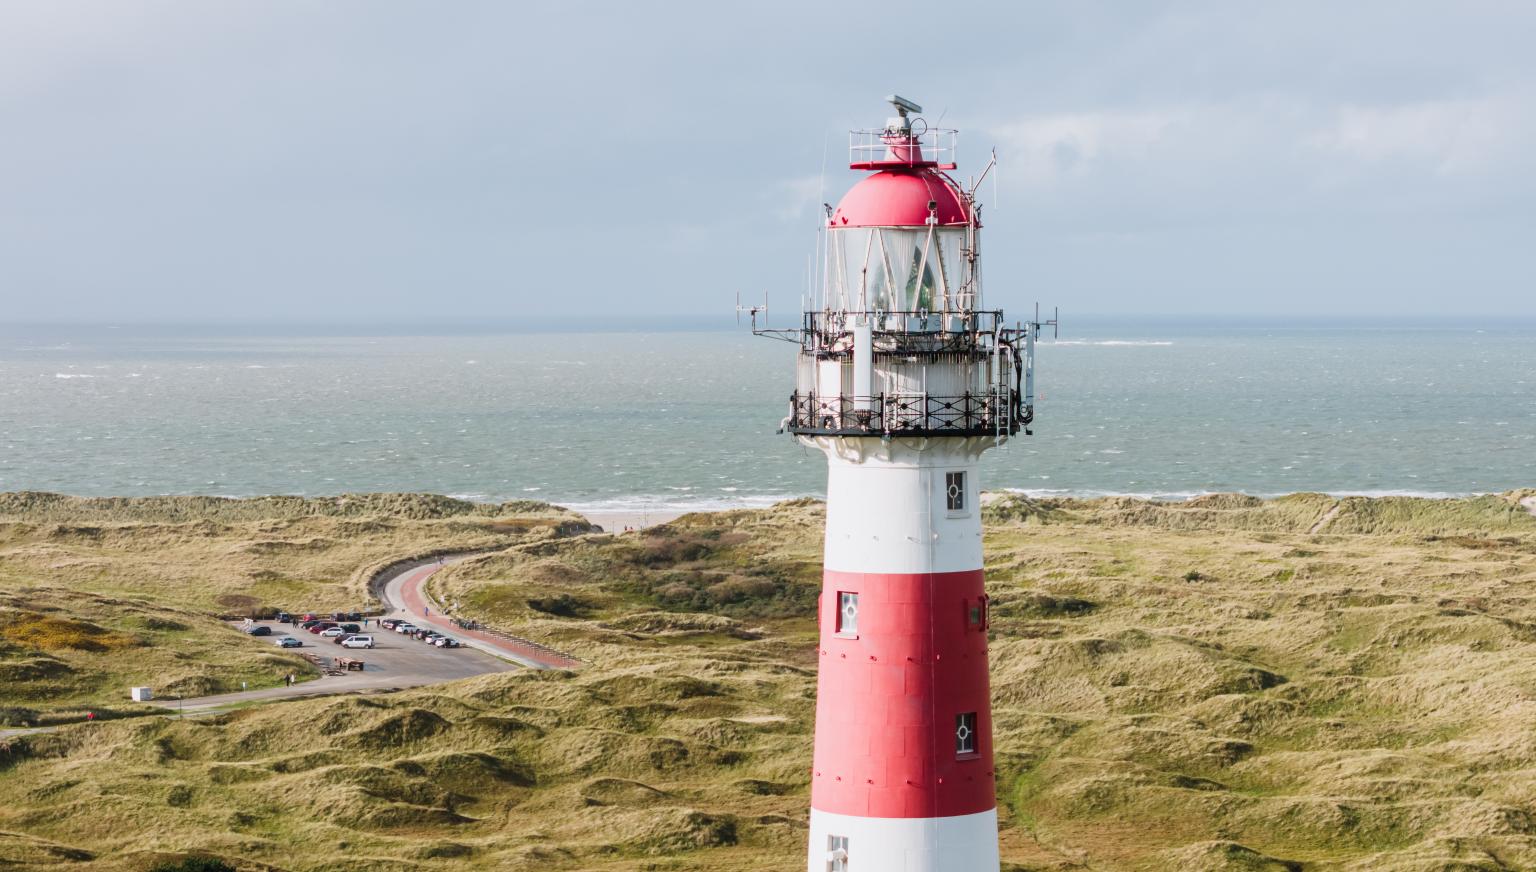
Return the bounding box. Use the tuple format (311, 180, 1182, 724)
(1, 1, 1533, 324)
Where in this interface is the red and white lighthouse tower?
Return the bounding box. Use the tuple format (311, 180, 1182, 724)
(752, 95, 1049, 872)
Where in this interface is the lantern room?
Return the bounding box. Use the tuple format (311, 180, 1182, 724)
(825, 97, 980, 317)
(745, 94, 1052, 442)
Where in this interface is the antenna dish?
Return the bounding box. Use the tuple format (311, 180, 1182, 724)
(885, 94, 923, 116)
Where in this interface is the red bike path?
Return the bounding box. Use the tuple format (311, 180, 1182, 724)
(387, 559, 581, 670)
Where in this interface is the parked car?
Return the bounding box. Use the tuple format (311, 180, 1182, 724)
(307, 622, 337, 634)
(394, 623, 418, 634)
(244, 625, 272, 636)
(379, 618, 400, 630)
(337, 623, 361, 635)
(432, 637, 460, 648)
(340, 635, 374, 649)
(276, 612, 292, 623)
(276, 636, 302, 648)
(346, 611, 362, 622)
(332, 633, 356, 645)
(319, 626, 346, 638)
(299, 619, 320, 629)
(422, 632, 444, 644)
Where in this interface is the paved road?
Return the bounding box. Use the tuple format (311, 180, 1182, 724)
(386, 558, 580, 669)
(1, 550, 578, 736)
(136, 557, 522, 713)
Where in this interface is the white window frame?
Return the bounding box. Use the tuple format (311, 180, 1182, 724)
(945, 470, 968, 517)
(956, 711, 978, 757)
(835, 591, 859, 639)
(827, 834, 849, 872)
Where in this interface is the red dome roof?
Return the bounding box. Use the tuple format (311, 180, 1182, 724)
(829, 170, 970, 228)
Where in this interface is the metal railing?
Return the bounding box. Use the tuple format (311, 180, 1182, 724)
(787, 390, 1022, 437)
(799, 310, 1009, 355)
(849, 127, 958, 169)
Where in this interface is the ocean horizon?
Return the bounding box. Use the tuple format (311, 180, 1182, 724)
(4, 319, 1532, 509)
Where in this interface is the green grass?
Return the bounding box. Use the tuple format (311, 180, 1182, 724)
(2, 491, 1536, 870)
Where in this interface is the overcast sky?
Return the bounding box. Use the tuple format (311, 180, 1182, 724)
(2, 1, 1533, 323)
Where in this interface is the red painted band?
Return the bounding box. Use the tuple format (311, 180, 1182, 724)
(811, 568, 995, 819)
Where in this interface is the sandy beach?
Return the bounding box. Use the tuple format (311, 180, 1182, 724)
(577, 509, 687, 532)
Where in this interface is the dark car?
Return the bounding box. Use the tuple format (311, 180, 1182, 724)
(307, 621, 337, 634)
(346, 611, 362, 622)
(380, 618, 400, 630)
(337, 623, 361, 634)
(332, 633, 357, 645)
(244, 625, 272, 636)
(276, 612, 292, 623)
(299, 619, 320, 629)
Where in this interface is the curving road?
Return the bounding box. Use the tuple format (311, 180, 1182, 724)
(1, 555, 528, 733)
(381, 555, 580, 669)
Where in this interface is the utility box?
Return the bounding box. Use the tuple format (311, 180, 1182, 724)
(130, 686, 153, 702)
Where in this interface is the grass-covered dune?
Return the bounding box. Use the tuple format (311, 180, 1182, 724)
(0, 493, 591, 711)
(3, 491, 1536, 870)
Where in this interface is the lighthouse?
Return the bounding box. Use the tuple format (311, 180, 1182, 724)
(750, 95, 1049, 872)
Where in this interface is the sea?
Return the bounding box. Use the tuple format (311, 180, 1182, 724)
(2, 320, 1532, 513)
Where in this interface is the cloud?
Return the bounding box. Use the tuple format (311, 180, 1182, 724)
(772, 174, 825, 223)
(987, 110, 1178, 186)
(1307, 96, 1535, 176)
(982, 89, 1536, 228)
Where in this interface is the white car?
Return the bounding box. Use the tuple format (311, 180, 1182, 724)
(340, 635, 374, 649)
(319, 626, 345, 638)
(394, 623, 418, 634)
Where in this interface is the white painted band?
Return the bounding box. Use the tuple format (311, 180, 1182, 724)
(819, 440, 985, 575)
(806, 806, 1000, 872)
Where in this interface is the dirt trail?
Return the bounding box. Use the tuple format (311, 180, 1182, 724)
(1309, 500, 1343, 534)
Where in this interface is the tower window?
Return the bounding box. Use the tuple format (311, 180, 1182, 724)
(827, 834, 849, 872)
(968, 594, 989, 630)
(956, 712, 978, 756)
(945, 471, 966, 513)
(835, 591, 859, 637)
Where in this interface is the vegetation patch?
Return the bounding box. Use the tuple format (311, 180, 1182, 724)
(0, 612, 141, 653)
(1, 492, 1534, 870)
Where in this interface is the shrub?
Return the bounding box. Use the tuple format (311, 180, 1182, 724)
(147, 857, 236, 872)
(0, 706, 40, 727)
(526, 593, 592, 618)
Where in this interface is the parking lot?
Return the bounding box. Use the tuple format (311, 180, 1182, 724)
(145, 556, 537, 712)
(159, 619, 521, 710)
